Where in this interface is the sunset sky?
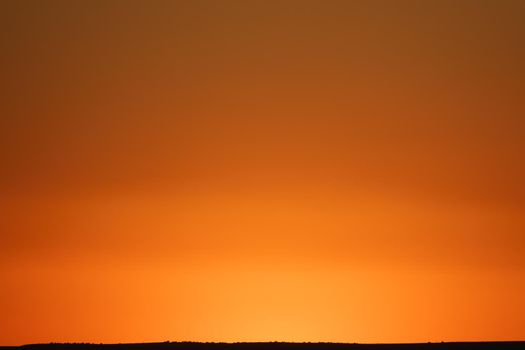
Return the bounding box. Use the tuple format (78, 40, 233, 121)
(1, 0, 525, 345)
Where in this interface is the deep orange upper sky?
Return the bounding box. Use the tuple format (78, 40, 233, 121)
(1, 0, 525, 345)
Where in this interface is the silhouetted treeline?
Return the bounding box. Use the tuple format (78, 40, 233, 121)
(1, 341, 524, 350)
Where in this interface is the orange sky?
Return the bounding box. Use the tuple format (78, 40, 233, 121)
(1, 0, 525, 345)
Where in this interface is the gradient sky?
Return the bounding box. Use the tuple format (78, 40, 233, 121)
(1, 0, 525, 345)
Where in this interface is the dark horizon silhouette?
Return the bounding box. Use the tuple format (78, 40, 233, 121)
(1, 341, 525, 350)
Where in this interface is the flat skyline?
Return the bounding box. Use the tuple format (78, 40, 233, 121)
(1, 0, 524, 346)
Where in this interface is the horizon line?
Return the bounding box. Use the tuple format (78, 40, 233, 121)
(3, 340, 525, 347)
